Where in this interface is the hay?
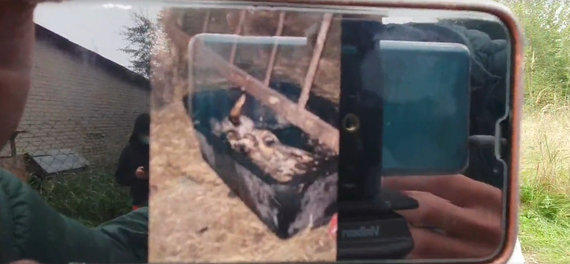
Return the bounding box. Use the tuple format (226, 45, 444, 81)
(150, 176, 335, 262)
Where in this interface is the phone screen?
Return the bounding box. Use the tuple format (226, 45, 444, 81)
(179, 10, 499, 263)
(379, 40, 471, 174)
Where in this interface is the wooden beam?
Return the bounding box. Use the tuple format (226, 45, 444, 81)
(191, 40, 339, 153)
(229, 10, 246, 65)
(162, 10, 191, 52)
(8, 131, 26, 157)
(298, 13, 333, 108)
(264, 11, 286, 86)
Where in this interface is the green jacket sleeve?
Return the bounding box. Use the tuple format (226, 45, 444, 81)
(0, 169, 148, 264)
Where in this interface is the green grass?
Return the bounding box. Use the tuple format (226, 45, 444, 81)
(29, 167, 132, 227)
(519, 213, 570, 263)
(520, 110, 570, 263)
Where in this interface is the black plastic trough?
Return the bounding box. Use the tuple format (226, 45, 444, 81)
(188, 82, 338, 238)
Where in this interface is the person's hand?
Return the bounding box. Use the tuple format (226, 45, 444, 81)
(383, 174, 502, 259)
(135, 166, 148, 179)
(327, 174, 502, 259)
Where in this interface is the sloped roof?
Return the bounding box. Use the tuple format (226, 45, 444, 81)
(35, 24, 150, 90)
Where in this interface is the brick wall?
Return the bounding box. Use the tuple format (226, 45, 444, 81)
(0, 38, 150, 167)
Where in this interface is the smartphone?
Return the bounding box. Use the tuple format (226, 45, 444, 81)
(181, 6, 514, 263)
(340, 35, 471, 178)
(337, 27, 472, 259)
(29, 0, 521, 263)
(379, 40, 471, 174)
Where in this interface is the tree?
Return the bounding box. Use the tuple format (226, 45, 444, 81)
(499, 0, 570, 107)
(121, 12, 155, 79)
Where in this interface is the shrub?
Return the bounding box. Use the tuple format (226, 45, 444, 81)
(28, 167, 132, 227)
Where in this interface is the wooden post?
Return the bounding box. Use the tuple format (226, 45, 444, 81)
(229, 10, 246, 65)
(202, 11, 211, 33)
(298, 13, 333, 108)
(264, 11, 286, 86)
(8, 131, 26, 157)
(9, 136, 16, 157)
(192, 40, 339, 153)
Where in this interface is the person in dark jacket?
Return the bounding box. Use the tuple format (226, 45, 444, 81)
(115, 113, 150, 210)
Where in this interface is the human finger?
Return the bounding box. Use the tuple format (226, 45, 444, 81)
(10, 260, 40, 264)
(383, 175, 502, 211)
(398, 190, 502, 244)
(408, 226, 497, 259)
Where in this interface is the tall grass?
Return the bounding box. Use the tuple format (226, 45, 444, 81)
(29, 167, 132, 227)
(520, 110, 570, 263)
(499, 0, 570, 262)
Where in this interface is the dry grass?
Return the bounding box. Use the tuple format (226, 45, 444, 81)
(519, 107, 570, 263)
(150, 176, 334, 263)
(521, 107, 570, 195)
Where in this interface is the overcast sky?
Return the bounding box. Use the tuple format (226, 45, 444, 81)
(35, 2, 162, 68)
(33, 3, 495, 69)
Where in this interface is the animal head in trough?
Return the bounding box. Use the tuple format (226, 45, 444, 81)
(212, 95, 316, 183)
